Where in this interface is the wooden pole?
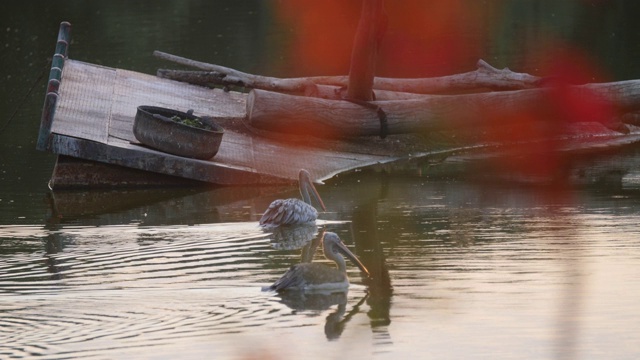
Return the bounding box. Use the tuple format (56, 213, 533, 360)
(37, 22, 70, 151)
(156, 51, 543, 96)
(347, 0, 386, 101)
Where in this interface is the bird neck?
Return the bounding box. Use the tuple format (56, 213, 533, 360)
(300, 185, 312, 205)
(335, 256, 347, 273)
(324, 245, 347, 273)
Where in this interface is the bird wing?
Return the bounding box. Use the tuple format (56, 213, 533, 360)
(259, 199, 287, 226)
(259, 199, 318, 226)
(286, 200, 318, 224)
(266, 264, 345, 292)
(267, 264, 307, 292)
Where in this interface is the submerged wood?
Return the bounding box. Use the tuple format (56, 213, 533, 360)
(247, 81, 640, 137)
(154, 50, 542, 95)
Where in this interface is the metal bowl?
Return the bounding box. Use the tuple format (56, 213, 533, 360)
(133, 106, 224, 160)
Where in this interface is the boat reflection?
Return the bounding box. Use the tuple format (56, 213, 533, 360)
(44, 185, 287, 226)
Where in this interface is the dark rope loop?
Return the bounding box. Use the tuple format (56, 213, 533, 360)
(345, 97, 388, 139)
(377, 106, 388, 139)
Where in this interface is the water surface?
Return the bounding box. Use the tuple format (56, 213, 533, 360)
(2, 170, 640, 359)
(2, 2, 640, 359)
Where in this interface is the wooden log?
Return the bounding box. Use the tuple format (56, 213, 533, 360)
(372, 60, 543, 93)
(154, 50, 319, 95)
(245, 88, 541, 137)
(156, 68, 432, 100)
(155, 50, 542, 95)
(246, 80, 640, 138)
(155, 68, 436, 101)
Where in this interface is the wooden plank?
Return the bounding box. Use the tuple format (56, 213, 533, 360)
(48, 134, 275, 185)
(109, 67, 246, 142)
(49, 128, 394, 186)
(52, 60, 114, 143)
(49, 155, 207, 189)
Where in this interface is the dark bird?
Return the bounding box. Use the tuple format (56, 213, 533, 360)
(264, 232, 370, 292)
(259, 169, 326, 227)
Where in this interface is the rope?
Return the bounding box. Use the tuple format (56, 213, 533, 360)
(345, 97, 389, 139)
(0, 60, 49, 134)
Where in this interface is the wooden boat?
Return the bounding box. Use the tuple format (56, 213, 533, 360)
(37, 22, 640, 189)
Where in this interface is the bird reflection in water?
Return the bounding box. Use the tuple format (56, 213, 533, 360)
(277, 290, 369, 340)
(267, 223, 318, 250)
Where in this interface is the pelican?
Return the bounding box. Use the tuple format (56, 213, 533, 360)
(259, 169, 326, 227)
(263, 232, 370, 292)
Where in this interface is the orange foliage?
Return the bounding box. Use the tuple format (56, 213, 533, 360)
(274, 1, 361, 76)
(479, 46, 615, 181)
(379, 0, 484, 77)
(539, 46, 614, 126)
(274, 0, 485, 77)
(273, 1, 615, 183)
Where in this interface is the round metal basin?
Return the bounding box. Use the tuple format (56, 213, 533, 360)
(133, 106, 224, 160)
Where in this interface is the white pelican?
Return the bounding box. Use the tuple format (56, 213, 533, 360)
(259, 169, 326, 227)
(263, 232, 370, 292)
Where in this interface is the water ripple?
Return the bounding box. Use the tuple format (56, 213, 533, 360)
(0, 288, 305, 359)
(0, 221, 373, 358)
(0, 222, 277, 294)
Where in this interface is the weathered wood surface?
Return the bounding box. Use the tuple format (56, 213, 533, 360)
(246, 84, 640, 137)
(45, 59, 408, 186)
(45, 59, 640, 188)
(49, 155, 207, 189)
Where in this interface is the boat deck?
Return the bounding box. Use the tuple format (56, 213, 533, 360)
(40, 57, 405, 185)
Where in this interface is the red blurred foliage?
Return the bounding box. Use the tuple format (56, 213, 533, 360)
(273, 1, 616, 184)
(378, 0, 485, 77)
(274, 1, 361, 76)
(538, 46, 614, 125)
(274, 0, 485, 77)
(480, 46, 615, 182)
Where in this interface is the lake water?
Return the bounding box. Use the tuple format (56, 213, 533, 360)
(2, 2, 640, 359)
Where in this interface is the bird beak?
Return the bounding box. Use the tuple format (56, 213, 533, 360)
(307, 180, 327, 212)
(335, 240, 370, 277)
